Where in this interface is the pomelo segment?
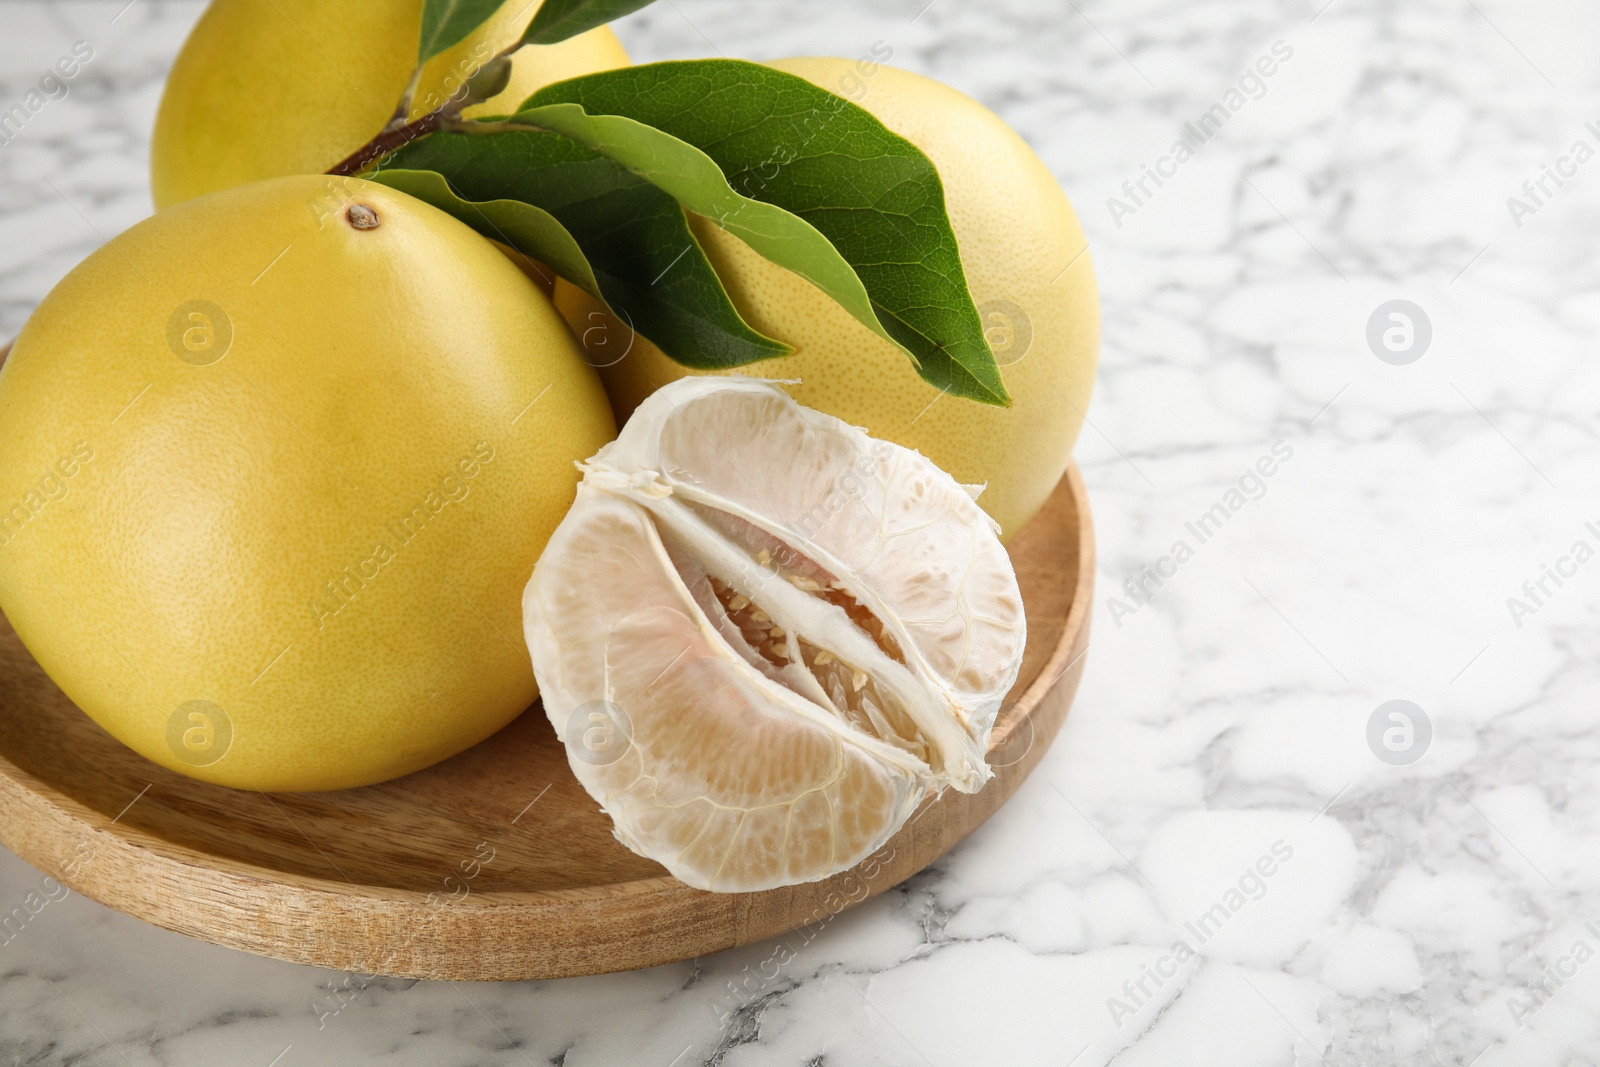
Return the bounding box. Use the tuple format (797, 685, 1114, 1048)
(523, 378, 1025, 891)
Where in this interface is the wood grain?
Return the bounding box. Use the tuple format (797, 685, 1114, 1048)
(0, 421, 1093, 980)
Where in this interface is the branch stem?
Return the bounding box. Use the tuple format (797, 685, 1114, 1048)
(390, 64, 424, 125)
(324, 40, 534, 177)
(327, 110, 449, 176)
(446, 117, 551, 136)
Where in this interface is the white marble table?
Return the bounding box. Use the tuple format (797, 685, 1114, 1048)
(3, 0, 1598, 1063)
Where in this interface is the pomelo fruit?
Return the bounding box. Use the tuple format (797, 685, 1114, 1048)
(0, 174, 615, 791)
(554, 58, 1098, 538)
(151, 0, 631, 209)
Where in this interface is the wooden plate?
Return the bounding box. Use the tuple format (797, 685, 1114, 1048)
(0, 423, 1093, 980)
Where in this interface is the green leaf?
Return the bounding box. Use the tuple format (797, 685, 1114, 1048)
(368, 169, 600, 296)
(417, 0, 502, 63)
(376, 131, 789, 369)
(503, 102, 892, 364)
(519, 0, 661, 45)
(524, 59, 1009, 406)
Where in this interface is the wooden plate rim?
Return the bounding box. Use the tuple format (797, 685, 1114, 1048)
(0, 322, 1092, 979)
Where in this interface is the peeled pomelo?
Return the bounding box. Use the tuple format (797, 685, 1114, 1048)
(523, 378, 1026, 891)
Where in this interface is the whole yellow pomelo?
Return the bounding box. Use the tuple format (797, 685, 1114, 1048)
(151, 0, 630, 210)
(554, 58, 1098, 538)
(0, 175, 615, 791)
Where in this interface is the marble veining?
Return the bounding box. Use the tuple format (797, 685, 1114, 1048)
(2, 0, 1599, 1063)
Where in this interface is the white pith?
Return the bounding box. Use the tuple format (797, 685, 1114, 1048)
(523, 378, 1027, 891)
